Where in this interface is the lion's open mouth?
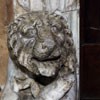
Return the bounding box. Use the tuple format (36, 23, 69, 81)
(31, 54, 61, 62)
(31, 56, 61, 85)
(30, 54, 62, 77)
(34, 72, 58, 85)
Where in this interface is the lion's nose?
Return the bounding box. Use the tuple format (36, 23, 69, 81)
(33, 39, 55, 60)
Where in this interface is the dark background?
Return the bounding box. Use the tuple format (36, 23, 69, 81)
(80, 0, 100, 99)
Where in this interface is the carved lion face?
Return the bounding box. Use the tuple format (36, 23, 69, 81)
(7, 12, 75, 78)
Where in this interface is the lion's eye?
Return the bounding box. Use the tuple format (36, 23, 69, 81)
(22, 25, 37, 38)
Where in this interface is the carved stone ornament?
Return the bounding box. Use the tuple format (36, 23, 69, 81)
(1, 11, 77, 100)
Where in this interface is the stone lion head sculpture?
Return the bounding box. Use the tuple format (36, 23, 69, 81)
(7, 11, 76, 85)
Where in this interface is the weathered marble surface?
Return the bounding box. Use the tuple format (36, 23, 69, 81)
(1, 11, 77, 100)
(2, 0, 79, 100)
